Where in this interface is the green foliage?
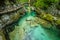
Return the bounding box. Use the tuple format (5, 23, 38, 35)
(19, 0, 28, 3)
(33, 0, 59, 9)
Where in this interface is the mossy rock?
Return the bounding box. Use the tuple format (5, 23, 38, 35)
(55, 18, 60, 25)
(37, 11, 60, 25)
(0, 30, 6, 40)
(35, 17, 52, 29)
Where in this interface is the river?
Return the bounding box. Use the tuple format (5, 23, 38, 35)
(9, 8, 60, 40)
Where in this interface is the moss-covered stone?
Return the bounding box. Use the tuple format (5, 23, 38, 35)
(36, 11, 60, 25)
(35, 17, 52, 29)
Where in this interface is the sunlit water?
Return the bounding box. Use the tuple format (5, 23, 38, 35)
(10, 10, 60, 40)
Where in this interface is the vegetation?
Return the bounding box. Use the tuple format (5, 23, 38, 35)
(33, 0, 59, 10)
(19, 0, 28, 3)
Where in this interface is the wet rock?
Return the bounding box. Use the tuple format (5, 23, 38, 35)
(0, 7, 5, 12)
(0, 20, 4, 30)
(47, 4, 60, 17)
(10, 12, 20, 21)
(5, 23, 15, 33)
(1, 14, 10, 23)
(13, 4, 17, 8)
(6, 6, 12, 10)
(35, 17, 52, 29)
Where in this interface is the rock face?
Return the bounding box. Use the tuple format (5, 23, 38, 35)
(35, 8, 60, 30)
(47, 4, 60, 17)
(36, 9, 60, 24)
(0, 0, 25, 30)
(0, 9, 25, 30)
(0, 4, 23, 14)
(0, 7, 25, 40)
(1, 14, 10, 23)
(0, 0, 26, 40)
(0, 20, 4, 29)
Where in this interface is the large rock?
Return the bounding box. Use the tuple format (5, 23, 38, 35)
(0, 9, 25, 30)
(1, 14, 10, 23)
(34, 17, 52, 29)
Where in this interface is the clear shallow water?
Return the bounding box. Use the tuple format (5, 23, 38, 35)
(10, 10, 60, 40)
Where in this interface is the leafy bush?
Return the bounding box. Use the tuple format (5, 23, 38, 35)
(33, 0, 59, 10)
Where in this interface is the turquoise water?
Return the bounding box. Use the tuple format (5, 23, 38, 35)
(10, 10, 60, 40)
